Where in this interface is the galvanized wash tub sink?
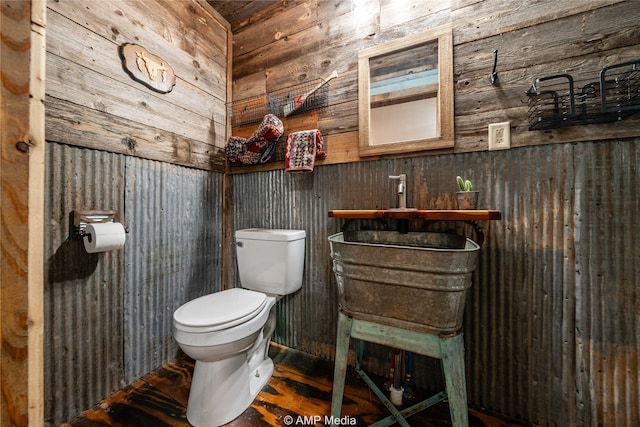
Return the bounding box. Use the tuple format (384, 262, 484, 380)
(328, 230, 480, 334)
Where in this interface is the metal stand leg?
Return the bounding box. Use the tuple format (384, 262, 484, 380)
(330, 312, 352, 421)
(330, 313, 470, 427)
(440, 334, 469, 427)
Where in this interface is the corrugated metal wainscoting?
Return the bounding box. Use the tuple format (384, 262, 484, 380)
(231, 138, 639, 427)
(43, 142, 223, 426)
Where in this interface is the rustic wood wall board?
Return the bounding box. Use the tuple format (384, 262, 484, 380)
(380, 0, 451, 31)
(453, 51, 640, 119)
(1, 0, 46, 425)
(231, 18, 368, 139)
(231, 72, 267, 101)
(48, 0, 229, 99)
(46, 10, 224, 122)
(45, 4, 227, 105)
(261, 55, 349, 102)
(319, 131, 362, 162)
(125, 1, 228, 62)
(45, 97, 226, 172)
(28, 6, 47, 425)
(45, 0, 230, 170)
(454, 3, 640, 78)
(232, 0, 317, 57)
(209, 0, 258, 25)
(209, 0, 284, 30)
(233, 28, 321, 80)
(231, 0, 379, 81)
(318, 3, 380, 48)
(46, 54, 215, 146)
(70, 0, 228, 88)
(453, 107, 640, 154)
(450, 0, 626, 44)
(318, 95, 359, 135)
(248, 3, 394, 133)
(230, 2, 295, 33)
(230, 0, 640, 171)
(450, 2, 640, 151)
(315, 0, 351, 23)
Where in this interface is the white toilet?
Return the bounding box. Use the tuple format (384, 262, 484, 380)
(173, 228, 306, 427)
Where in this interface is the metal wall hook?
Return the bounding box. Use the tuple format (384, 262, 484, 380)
(489, 50, 498, 85)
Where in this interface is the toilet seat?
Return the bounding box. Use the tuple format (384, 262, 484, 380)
(174, 288, 267, 333)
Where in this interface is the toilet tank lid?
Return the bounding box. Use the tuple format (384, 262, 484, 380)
(236, 228, 306, 241)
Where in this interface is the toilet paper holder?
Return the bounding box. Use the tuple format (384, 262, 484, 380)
(72, 210, 128, 237)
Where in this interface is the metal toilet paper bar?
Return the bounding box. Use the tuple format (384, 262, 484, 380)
(72, 210, 128, 237)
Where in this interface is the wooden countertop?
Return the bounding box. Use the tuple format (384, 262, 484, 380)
(328, 209, 502, 221)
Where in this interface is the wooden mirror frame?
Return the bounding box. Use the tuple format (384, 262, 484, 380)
(358, 24, 454, 157)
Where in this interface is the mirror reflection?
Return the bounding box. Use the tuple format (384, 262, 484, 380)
(369, 39, 439, 145)
(358, 25, 454, 157)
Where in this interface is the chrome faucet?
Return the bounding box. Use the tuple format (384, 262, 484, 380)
(389, 174, 407, 209)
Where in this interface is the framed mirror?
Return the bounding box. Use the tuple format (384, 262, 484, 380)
(358, 24, 454, 157)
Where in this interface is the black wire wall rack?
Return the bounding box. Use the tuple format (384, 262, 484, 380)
(227, 78, 330, 128)
(526, 60, 640, 131)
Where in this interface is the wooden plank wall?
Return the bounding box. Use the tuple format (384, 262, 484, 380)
(45, 0, 231, 172)
(228, 0, 640, 173)
(1, 1, 47, 426)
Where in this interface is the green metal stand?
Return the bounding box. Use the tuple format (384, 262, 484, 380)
(330, 312, 469, 427)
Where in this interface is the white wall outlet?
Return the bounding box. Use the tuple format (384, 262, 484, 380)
(488, 122, 511, 151)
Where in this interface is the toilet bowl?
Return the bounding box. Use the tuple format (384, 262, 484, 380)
(174, 288, 277, 426)
(173, 228, 305, 427)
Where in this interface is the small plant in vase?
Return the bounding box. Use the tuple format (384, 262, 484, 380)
(456, 176, 479, 209)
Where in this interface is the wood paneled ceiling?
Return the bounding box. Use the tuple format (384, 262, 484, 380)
(207, 1, 281, 26)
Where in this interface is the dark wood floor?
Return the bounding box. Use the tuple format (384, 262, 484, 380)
(62, 344, 528, 427)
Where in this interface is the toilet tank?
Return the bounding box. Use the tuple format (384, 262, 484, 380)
(235, 228, 306, 295)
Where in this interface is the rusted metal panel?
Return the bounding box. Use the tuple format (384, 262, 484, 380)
(44, 143, 126, 425)
(231, 139, 640, 427)
(573, 141, 640, 426)
(123, 156, 224, 383)
(44, 143, 224, 425)
(43, 138, 640, 427)
(232, 169, 342, 358)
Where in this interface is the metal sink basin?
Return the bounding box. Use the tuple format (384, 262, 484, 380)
(328, 230, 480, 333)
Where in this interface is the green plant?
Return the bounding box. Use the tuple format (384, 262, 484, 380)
(456, 176, 473, 191)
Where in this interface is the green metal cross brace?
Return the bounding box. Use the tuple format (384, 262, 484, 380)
(330, 311, 469, 427)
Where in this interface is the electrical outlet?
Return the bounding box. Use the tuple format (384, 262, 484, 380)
(488, 122, 511, 151)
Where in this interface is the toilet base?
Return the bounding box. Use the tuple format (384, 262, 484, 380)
(249, 357, 274, 401)
(186, 354, 274, 427)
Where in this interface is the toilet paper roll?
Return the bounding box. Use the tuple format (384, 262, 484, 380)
(83, 222, 126, 253)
